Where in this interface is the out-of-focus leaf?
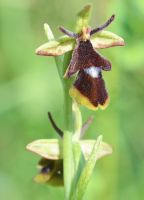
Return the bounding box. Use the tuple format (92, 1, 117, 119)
(35, 36, 75, 56)
(117, 42, 143, 70)
(91, 30, 125, 49)
(79, 139, 112, 160)
(26, 139, 62, 160)
(76, 4, 92, 33)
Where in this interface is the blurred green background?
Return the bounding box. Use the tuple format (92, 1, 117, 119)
(0, 0, 144, 199)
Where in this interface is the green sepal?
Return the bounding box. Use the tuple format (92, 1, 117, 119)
(91, 30, 125, 49)
(35, 31, 124, 56)
(26, 139, 63, 160)
(75, 4, 92, 33)
(26, 138, 112, 161)
(79, 139, 112, 160)
(35, 36, 75, 56)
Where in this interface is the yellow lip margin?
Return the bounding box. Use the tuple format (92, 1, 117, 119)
(69, 86, 110, 110)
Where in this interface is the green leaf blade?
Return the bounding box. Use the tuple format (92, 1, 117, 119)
(70, 142, 86, 198)
(71, 136, 103, 200)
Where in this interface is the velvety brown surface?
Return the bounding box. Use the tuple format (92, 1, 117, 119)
(65, 40, 111, 77)
(74, 69, 108, 107)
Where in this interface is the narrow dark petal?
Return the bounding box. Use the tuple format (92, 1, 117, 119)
(80, 116, 94, 138)
(90, 15, 115, 35)
(48, 112, 63, 137)
(59, 26, 78, 38)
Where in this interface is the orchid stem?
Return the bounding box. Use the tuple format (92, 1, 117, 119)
(55, 51, 74, 200)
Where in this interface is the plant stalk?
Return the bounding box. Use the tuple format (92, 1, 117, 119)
(55, 51, 74, 200)
(63, 131, 74, 200)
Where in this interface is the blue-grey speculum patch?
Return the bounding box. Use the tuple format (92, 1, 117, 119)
(84, 66, 102, 78)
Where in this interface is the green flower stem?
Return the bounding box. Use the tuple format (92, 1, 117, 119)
(44, 23, 74, 131)
(63, 84, 73, 130)
(55, 52, 73, 131)
(72, 101, 82, 141)
(63, 131, 74, 200)
(55, 57, 73, 131)
(43, 23, 75, 199)
(62, 52, 74, 131)
(55, 52, 74, 200)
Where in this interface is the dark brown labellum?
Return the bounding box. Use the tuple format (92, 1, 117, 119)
(70, 68, 109, 110)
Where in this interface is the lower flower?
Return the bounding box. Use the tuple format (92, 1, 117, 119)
(35, 158, 63, 186)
